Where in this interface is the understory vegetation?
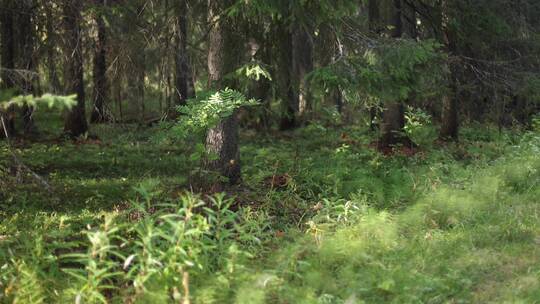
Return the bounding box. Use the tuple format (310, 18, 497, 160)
(1, 0, 540, 303)
(1, 113, 539, 303)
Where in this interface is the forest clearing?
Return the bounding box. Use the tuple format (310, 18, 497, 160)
(1, 0, 540, 303)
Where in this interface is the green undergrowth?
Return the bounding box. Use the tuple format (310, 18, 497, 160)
(1, 117, 539, 303)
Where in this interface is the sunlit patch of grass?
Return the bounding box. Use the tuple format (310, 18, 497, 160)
(233, 132, 540, 303)
(471, 249, 540, 303)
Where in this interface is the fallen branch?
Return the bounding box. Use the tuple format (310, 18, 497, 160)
(1, 114, 54, 193)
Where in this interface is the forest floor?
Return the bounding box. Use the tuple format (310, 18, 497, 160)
(1, 111, 540, 303)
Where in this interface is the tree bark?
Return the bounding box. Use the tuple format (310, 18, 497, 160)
(90, 0, 109, 123)
(276, 2, 314, 130)
(62, 0, 88, 137)
(368, 0, 381, 35)
(138, 53, 145, 124)
(173, 0, 194, 113)
(1, 0, 16, 137)
(122, 3, 146, 124)
(245, 32, 271, 130)
(402, 0, 418, 39)
(391, 0, 403, 38)
(18, 0, 37, 134)
(44, 0, 61, 94)
(292, 24, 314, 119)
(204, 0, 240, 186)
(438, 0, 459, 141)
(318, 24, 343, 116)
(440, 93, 458, 139)
(277, 20, 296, 130)
(379, 101, 408, 147)
(368, 0, 381, 130)
(378, 0, 414, 149)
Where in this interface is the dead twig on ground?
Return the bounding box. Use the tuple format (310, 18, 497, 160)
(1, 114, 54, 193)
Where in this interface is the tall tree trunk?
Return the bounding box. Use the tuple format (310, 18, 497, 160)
(90, 0, 109, 123)
(402, 0, 418, 39)
(368, 0, 381, 35)
(279, 20, 313, 130)
(391, 0, 403, 38)
(115, 76, 123, 122)
(138, 53, 145, 124)
(204, 0, 240, 186)
(439, 0, 459, 141)
(44, 0, 61, 93)
(18, 0, 37, 134)
(517, 0, 530, 39)
(62, 0, 88, 137)
(124, 3, 146, 124)
(319, 24, 343, 116)
(378, 0, 414, 149)
(246, 32, 271, 130)
(292, 24, 314, 120)
(380, 101, 407, 147)
(440, 93, 458, 139)
(126, 42, 145, 124)
(277, 20, 296, 130)
(368, 0, 380, 130)
(173, 0, 194, 115)
(1, 0, 16, 138)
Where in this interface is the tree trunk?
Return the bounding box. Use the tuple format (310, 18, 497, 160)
(44, 0, 61, 94)
(368, 0, 381, 35)
(440, 93, 458, 139)
(517, 0, 530, 39)
(123, 3, 146, 124)
(138, 54, 145, 124)
(115, 76, 123, 122)
(277, 21, 296, 130)
(18, 0, 37, 134)
(126, 44, 145, 124)
(279, 19, 313, 130)
(204, 0, 240, 186)
(90, 0, 109, 123)
(173, 0, 194, 114)
(292, 24, 314, 120)
(438, 0, 459, 141)
(402, 0, 418, 39)
(368, 0, 380, 130)
(379, 101, 409, 148)
(62, 0, 88, 137)
(1, 0, 16, 138)
(378, 0, 414, 149)
(318, 24, 344, 116)
(391, 0, 403, 38)
(246, 33, 271, 130)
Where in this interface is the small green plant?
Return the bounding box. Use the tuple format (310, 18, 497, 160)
(62, 215, 122, 304)
(157, 88, 257, 182)
(404, 106, 433, 144)
(404, 106, 431, 135)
